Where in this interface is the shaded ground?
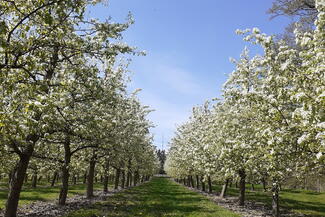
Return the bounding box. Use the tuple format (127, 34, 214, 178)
(211, 184, 325, 216)
(0, 182, 105, 209)
(65, 177, 240, 217)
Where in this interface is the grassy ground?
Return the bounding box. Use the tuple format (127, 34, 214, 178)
(65, 177, 240, 217)
(0, 182, 105, 209)
(212, 184, 325, 216)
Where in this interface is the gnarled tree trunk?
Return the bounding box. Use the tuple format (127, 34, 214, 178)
(5, 145, 34, 217)
(238, 169, 246, 206)
(86, 152, 97, 198)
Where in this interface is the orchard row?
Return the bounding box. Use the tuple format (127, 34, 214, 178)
(165, 2, 325, 217)
(0, 1, 158, 217)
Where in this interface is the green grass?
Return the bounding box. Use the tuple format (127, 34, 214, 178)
(212, 184, 325, 216)
(0, 182, 106, 209)
(65, 177, 240, 217)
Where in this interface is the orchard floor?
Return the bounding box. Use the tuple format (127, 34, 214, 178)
(0, 182, 105, 209)
(1, 178, 325, 217)
(64, 177, 240, 217)
(210, 184, 325, 216)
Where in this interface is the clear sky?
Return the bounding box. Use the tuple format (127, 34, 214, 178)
(89, 0, 292, 150)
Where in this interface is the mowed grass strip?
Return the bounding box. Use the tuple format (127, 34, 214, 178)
(0, 183, 105, 209)
(65, 177, 240, 217)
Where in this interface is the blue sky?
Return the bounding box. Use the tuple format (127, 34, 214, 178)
(90, 0, 292, 150)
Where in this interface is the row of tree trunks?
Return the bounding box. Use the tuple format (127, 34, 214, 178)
(112, 167, 149, 190)
(21, 170, 86, 188)
(176, 175, 211, 193)
(175, 172, 280, 216)
(5, 150, 147, 217)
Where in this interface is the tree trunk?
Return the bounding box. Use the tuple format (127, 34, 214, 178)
(134, 171, 139, 186)
(190, 176, 194, 188)
(208, 176, 212, 193)
(272, 182, 280, 217)
(103, 159, 110, 193)
(201, 176, 206, 192)
(121, 170, 125, 188)
(73, 175, 77, 185)
(8, 171, 13, 185)
(251, 183, 255, 191)
(187, 175, 191, 186)
(196, 175, 200, 189)
(126, 159, 131, 187)
(238, 169, 246, 206)
(130, 173, 133, 186)
(126, 172, 131, 187)
(51, 172, 58, 187)
(32, 173, 37, 188)
(87, 156, 96, 198)
(58, 137, 71, 206)
(58, 165, 70, 205)
(103, 175, 109, 193)
(220, 178, 229, 198)
(83, 172, 87, 184)
(114, 168, 121, 190)
(56, 173, 60, 183)
(262, 177, 267, 192)
(4, 147, 33, 217)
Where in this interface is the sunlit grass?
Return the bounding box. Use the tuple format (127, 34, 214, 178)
(65, 177, 240, 217)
